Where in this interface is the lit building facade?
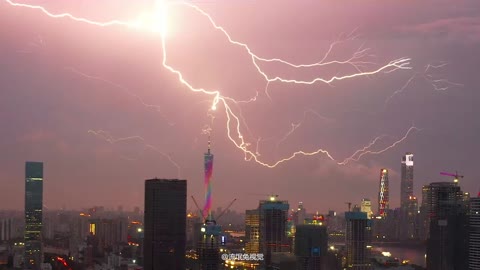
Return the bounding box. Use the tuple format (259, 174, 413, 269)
(143, 179, 186, 270)
(361, 199, 373, 219)
(378, 169, 389, 217)
(469, 197, 480, 270)
(406, 196, 419, 240)
(245, 209, 260, 254)
(24, 161, 43, 269)
(259, 196, 290, 269)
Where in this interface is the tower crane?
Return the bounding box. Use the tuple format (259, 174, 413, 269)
(216, 198, 237, 221)
(440, 171, 464, 184)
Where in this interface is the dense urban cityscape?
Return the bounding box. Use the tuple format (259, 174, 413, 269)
(0, 150, 478, 269)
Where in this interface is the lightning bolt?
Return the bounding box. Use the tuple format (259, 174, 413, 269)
(276, 109, 334, 149)
(5, 0, 419, 168)
(65, 67, 175, 126)
(385, 62, 463, 104)
(88, 130, 181, 177)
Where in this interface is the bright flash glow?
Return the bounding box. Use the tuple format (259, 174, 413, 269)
(4, 0, 421, 168)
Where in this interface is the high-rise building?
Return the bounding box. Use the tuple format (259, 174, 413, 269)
(360, 199, 373, 219)
(295, 222, 328, 270)
(426, 182, 468, 270)
(197, 220, 222, 270)
(345, 210, 372, 270)
(186, 213, 201, 249)
(419, 185, 431, 241)
(0, 218, 13, 241)
(406, 196, 419, 240)
(294, 202, 307, 225)
(469, 196, 480, 270)
(259, 195, 290, 269)
(400, 153, 416, 241)
(24, 161, 43, 269)
(143, 179, 186, 270)
(400, 153, 414, 208)
(378, 169, 389, 217)
(245, 209, 260, 254)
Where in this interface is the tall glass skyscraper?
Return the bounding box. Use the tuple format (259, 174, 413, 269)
(400, 153, 416, 240)
(400, 153, 414, 208)
(259, 196, 289, 268)
(144, 178, 186, 270)
(24, 161, 43, 269)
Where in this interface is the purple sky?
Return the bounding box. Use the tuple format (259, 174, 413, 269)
(1, 0, 479, 214)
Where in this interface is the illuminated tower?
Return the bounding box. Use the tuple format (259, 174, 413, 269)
(24, 161, 43, 270)
(400, 153, 414, 208)
(197, 138, 223, 270)
(203, 138, 214, 219)
(377, 169, 389, 217)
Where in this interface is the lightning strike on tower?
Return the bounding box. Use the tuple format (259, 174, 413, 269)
(3, 0, 422, 168)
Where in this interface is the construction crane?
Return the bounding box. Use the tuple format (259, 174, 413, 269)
(190, 196, 204, 220)
(216, 198, 237, 221)
(440, 171, 464, 184)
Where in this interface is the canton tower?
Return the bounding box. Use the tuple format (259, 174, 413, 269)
(203, 137, 214, 220)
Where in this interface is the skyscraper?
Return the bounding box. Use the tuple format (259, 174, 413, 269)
(295, 222, 328, 270)
(426, 182, 468, 270)
(400, 153, 414, 208)
(143, 179, 186, 270)
(378, 169, 389, 217)
(345, 210, 372, 270)
(24, 161, 43, 269)
(406, 196, 419, 240)
(469, 196, 480, 270)
(400, 153, 416, 241)
(360, 199, 373, 219)
(259, 195, 290, 269)
(419, 185, 431, 241)
(245, 209, 260, 254)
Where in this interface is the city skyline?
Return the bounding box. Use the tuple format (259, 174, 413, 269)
(1, 0, 479, 213)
